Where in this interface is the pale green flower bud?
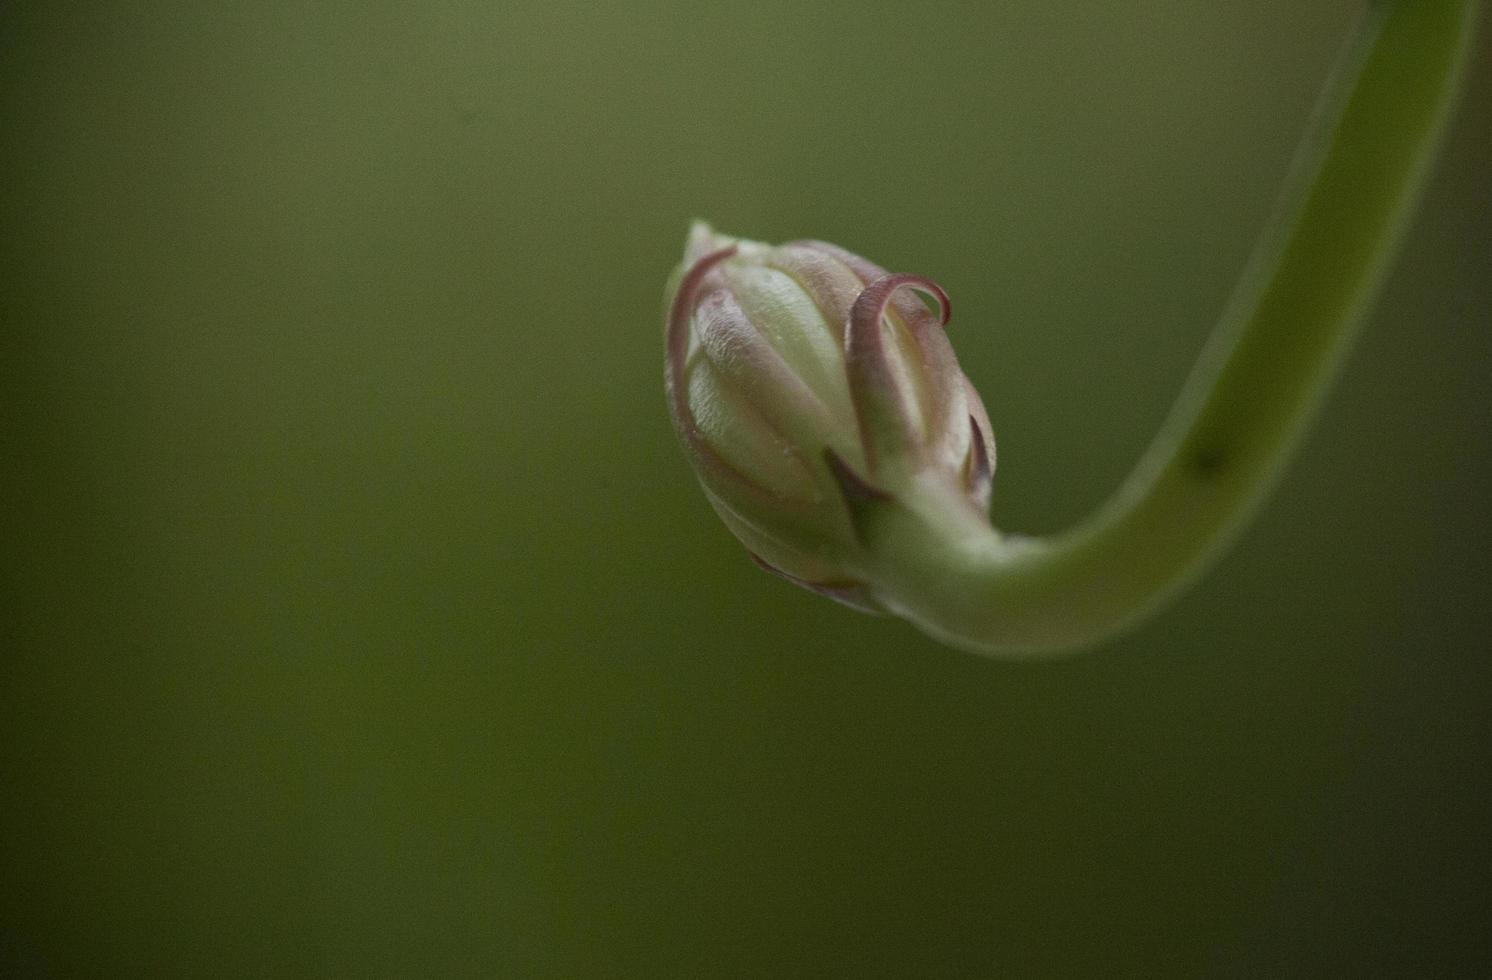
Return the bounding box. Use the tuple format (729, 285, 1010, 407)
(664, 222, 996, 614)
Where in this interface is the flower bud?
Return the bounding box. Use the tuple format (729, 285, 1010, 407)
(664, 222, 996, 614)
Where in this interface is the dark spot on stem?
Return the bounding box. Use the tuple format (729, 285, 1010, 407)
(1190, 446, 1228, 479)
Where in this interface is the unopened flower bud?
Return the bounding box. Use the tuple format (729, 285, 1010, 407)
(664, 223, 996, 613)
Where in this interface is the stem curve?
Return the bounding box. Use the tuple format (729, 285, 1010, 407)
(887, 0, 1480, 655)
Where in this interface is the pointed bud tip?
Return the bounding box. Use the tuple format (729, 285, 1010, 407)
(686, 220, 739, 264)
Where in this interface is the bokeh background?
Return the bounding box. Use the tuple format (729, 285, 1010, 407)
(3, 1, 1489, 975)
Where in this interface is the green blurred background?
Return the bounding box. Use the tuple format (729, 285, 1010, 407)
(3, 1, 1489, 975)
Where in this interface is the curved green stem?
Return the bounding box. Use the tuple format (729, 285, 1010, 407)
(874, 0, 1480, 655)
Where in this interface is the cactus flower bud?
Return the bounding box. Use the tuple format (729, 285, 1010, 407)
(664, 222, 996, 614)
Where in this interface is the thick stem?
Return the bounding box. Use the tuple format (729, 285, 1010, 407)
(880, 0, 1480, 656)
